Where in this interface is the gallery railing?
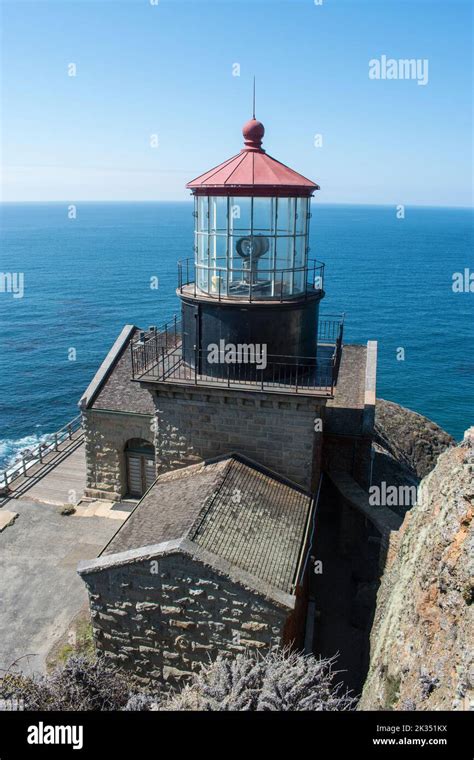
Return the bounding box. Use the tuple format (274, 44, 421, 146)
(177, 258, 325, 302)
(130, 316, 182, 378)
(131, 315, 344, 397)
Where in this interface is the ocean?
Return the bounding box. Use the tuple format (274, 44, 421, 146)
(0, 202, 472, 469)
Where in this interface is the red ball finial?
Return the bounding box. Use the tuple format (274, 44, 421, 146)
(242, 118, 265, 152)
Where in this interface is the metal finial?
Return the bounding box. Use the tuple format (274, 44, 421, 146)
(252, 76, 256, 119)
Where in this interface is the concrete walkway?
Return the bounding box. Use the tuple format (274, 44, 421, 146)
(1, 433, 86, 507)
(17, 443, 87, 506)
(0, 497, 123, 676)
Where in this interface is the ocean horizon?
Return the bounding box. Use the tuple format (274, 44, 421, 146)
(1, 201, 472, 470)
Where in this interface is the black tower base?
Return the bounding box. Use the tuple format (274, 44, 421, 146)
(180, 290, 324, 380)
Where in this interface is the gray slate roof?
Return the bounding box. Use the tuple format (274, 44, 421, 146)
(92, 327, 154, 414)
(102, 455, 313, 595)
(103, 460, 229, 555)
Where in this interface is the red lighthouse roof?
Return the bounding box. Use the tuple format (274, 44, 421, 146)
(186, 118, 320, 197)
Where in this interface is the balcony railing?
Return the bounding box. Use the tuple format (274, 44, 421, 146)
(131, 316, 182, 378)
(178, 258, 325, 302)
(130, 315, 344, 397)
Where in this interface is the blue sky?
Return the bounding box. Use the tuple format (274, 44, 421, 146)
(1, 0, 472, 205)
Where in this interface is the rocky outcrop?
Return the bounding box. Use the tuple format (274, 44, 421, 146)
(359, 428, 473, 711)
(374, 399, 455, 482)
(370, 400, 455, 519)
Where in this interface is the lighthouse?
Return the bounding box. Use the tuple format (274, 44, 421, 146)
(179, 117, 326, 380)
(79, 109, 378, 685)
(81, 111, 377, 506)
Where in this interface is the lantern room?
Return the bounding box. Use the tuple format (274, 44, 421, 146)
(186, 118, 321, 302)
(193, 194, 313, 300)
(178, 116, 325, 374)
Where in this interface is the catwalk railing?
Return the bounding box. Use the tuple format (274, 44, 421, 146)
(130, 315, 344, 397)
(178, 258, 325, 302)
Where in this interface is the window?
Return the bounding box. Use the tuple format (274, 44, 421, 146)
(193, 195, 310, 299)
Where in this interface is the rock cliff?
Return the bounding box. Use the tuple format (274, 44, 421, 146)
(359, 427, 473, 710)
(373, 399, 455, 482)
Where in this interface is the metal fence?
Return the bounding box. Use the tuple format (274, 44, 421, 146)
(177, 258, 325, 303)
(0, 415, 82, 489)
(131, 315, 344, 396)
(146, 349, 337, 394)
(130, 316, 182, 378)
(318, 314, 345, 343)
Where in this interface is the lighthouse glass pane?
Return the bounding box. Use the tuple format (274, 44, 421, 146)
(230, 197, 251, 234)
(294, 235, 306, 269)
(252, 197, 273, 232)
(293, 235, 306, 293)
(265, 237, 277, 295)
(209, 268, 226, 296)
(197, 196, 208, 232)
(196, 233, 208, 265)
(276, 198, 296, 234)
(209, 234, 227, 268)
(209, 197, 227, 233)
(275, 236, 293, 269)
(197, 265, 208, 292)
(293, 269, 304, 294)
(228, 269, 249, 298)
(295, 198, 308, 235)
(273, 236, 292, 296)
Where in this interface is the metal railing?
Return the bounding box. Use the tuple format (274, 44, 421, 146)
(130, 316, 182, 379)
(0, 415, 82, 490)
(177, 258, 325, 303)
(146, 349, 337, 395)
(318, 314, 345, 343)
(131, 315, 345, 397)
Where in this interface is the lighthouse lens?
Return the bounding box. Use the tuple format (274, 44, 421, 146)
(236, 235, 269, 259)
(241, 239, 253, 257)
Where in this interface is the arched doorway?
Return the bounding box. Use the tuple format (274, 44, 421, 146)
(125, 439, 156, 497)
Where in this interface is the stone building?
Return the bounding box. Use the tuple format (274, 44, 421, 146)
(78, 115, 380, 682)
(78, 454, 313, 682)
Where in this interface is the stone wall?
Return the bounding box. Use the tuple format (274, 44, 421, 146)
(80, 545, 293, 685)
(322, 433, 373, 490)
(149, 385, 324, 490)
(327, 470, 403, 573)
(82, 387, 324, 497)
(82, 409, 153, 500)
